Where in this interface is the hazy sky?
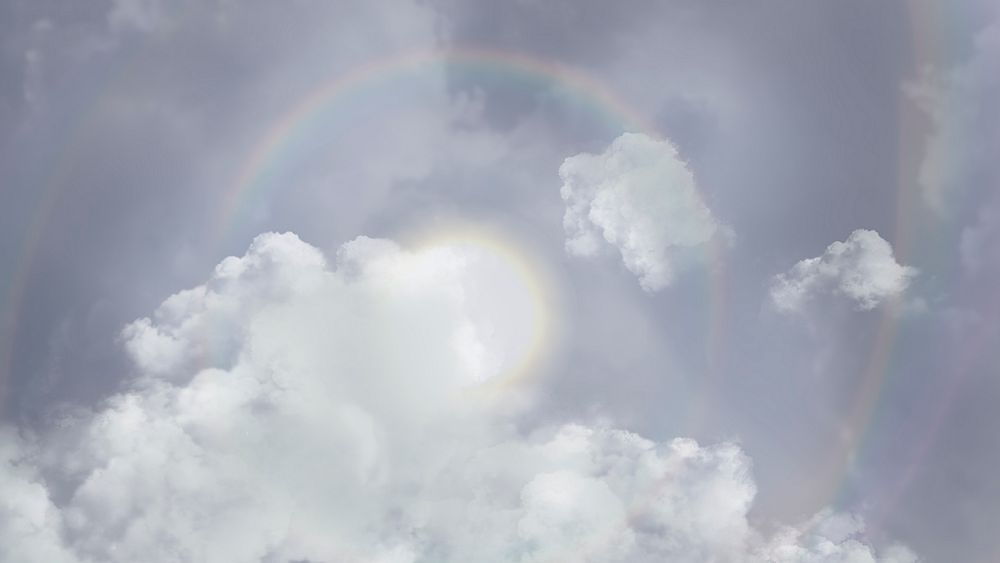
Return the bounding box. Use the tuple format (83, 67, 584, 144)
(1, 1, 998, 562)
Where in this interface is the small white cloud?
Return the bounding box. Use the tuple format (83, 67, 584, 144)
(560, 132, 728, 292)
(771, 229, 917, 313)
(0, 232, 912, 562)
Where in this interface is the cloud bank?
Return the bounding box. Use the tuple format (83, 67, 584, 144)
(560, 132, 727, 292)
(770, 229, 916, 313)
(0, 232, 913, 562)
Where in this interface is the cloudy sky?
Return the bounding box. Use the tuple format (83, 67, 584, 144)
(1, 1, 998, 561)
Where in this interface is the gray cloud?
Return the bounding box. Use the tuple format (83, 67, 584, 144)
(910, 18, 1000, 215)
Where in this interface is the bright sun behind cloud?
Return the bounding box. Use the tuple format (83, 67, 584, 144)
(411, 230, 555, 386)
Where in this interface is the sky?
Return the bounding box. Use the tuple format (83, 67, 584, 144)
(0, 1, 998, 561)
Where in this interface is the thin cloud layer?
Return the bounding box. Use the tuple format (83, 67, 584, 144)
(934, 19, 1000, 280)
(560, 132, 727, 292)
(910, 19, 1000, 214)
(770, 229, 916, 313)
(961, 196, 1000, 278)
(0, 232, 913, 562)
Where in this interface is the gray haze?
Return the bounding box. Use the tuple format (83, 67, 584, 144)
(1, 1, 998, 561)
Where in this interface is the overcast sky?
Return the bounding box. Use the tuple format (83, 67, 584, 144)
(1, 1, 998, 562)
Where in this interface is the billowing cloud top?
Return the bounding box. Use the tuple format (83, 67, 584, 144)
(0, 232, 914, 562)
(770, 229, 916, 313)
(560, 132, 727, 292)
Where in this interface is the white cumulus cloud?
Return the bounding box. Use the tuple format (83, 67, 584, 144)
(0, 232, 914, 562)
(770, 229, 917, 313)
(560, 132, 728, 292)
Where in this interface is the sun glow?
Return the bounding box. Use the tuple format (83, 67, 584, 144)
(409, 227, 559, 389)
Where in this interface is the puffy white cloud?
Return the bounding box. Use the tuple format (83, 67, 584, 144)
(0, 232, 912, 561)
(759, 510, 917, 563)
(560, 132, 728, 292)
(770, 229, 917, 313)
